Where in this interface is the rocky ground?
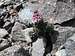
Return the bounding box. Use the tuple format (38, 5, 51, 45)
(0, 0, 75, 56)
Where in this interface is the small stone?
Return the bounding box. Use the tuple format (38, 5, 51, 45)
(11, 22, 26, 32)
(0, 29, 8, 38)
(0, 39, 11, 51)
(14, 3, 23, 12)
(55, 49, 67, 56)
(0, 2, 4, 6)
(21, 27, 34, 43)
(3, 21, 11, 28)
(9, 9, 18, 16)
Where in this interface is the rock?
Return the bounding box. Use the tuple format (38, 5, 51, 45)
(0, 0, 11, 2)
(55, 34, 75, 56)
(12, 27, 34, 43)
(11, 22, 26, 33)
(32, 38, 45, 56)
(55, 49, 67, 56)
(0, 45, 20, 56)
(0, 39, 11, 51)
(0, 10, 8, 18)
(54, 2, 75, 24)
(0, 40, 31, 56)
(41, 0, 57, 22)
(3, 18, 15, 33)
(54, 26, 75, 48)
(0, 29, 8, 38)
(14, 3, 23, 12)
(11, 22, 25, 38)
(9, 16, 18, 23)
(4, 18, 16, 33)
(59, 0, 75, 4)
(15, 0, 23, 2)
(18, 7, 33, 24)
(3, 21, 11, 27)
(42, 1, 75, 24)
(20, 27, 34, 43)
(0, 44, 30, 56)
(3, 21, 11, 29)
(64, 34, 75, 56)
(0, 0, 13, 8)
(0, 10, 10, 21)
(14, 47, 31, 56)
(0, 0, 75, 56)
(9, 9, 18, 16)
(0, 2, 4, 6)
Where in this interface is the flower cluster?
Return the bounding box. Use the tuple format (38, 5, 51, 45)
(32, 10, 43, 23)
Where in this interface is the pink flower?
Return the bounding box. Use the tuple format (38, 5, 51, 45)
(32, 10, 43, 23)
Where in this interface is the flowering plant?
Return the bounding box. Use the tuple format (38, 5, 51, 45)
(32, 10, 43, 23)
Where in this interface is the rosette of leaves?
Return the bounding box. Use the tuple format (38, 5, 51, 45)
(34, 20, 54, 36)
(34, 20, 59, 44)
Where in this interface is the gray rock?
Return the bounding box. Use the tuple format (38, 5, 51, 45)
(3, 21, 11, 28)
(15, 0, 23, 2)
(0, 39, 11, 51)
(14, 3, 23, 12)
(54, 26, 75, 48)
(3, 21, 11, 30)
(12, 27, 33, 43)
(3, 16, 18, 33)
(59, 0, 75, 4)
(42, 0, 57, 22)
(0, 2, 4, 6)
(64, 34, 75, 56)
(55, 34, 75, 56)
(0, 29, 8, 38)
(0, 41, 31, 56)
(21, 27, 34, 43)
(0, 45, 25, 56)
(54, 2, 75, 24)
(55, 49, 67, 56)
(11, 22, 26, 41)
(42, 1, 75, 24)
(32, 38, 45, 56)
(10, 16, 19, 23)
(0, 0, 11, 2)
(11, 22, 26, 32)
(18, 7, 33, 24)
(14, 47, 31, 56)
